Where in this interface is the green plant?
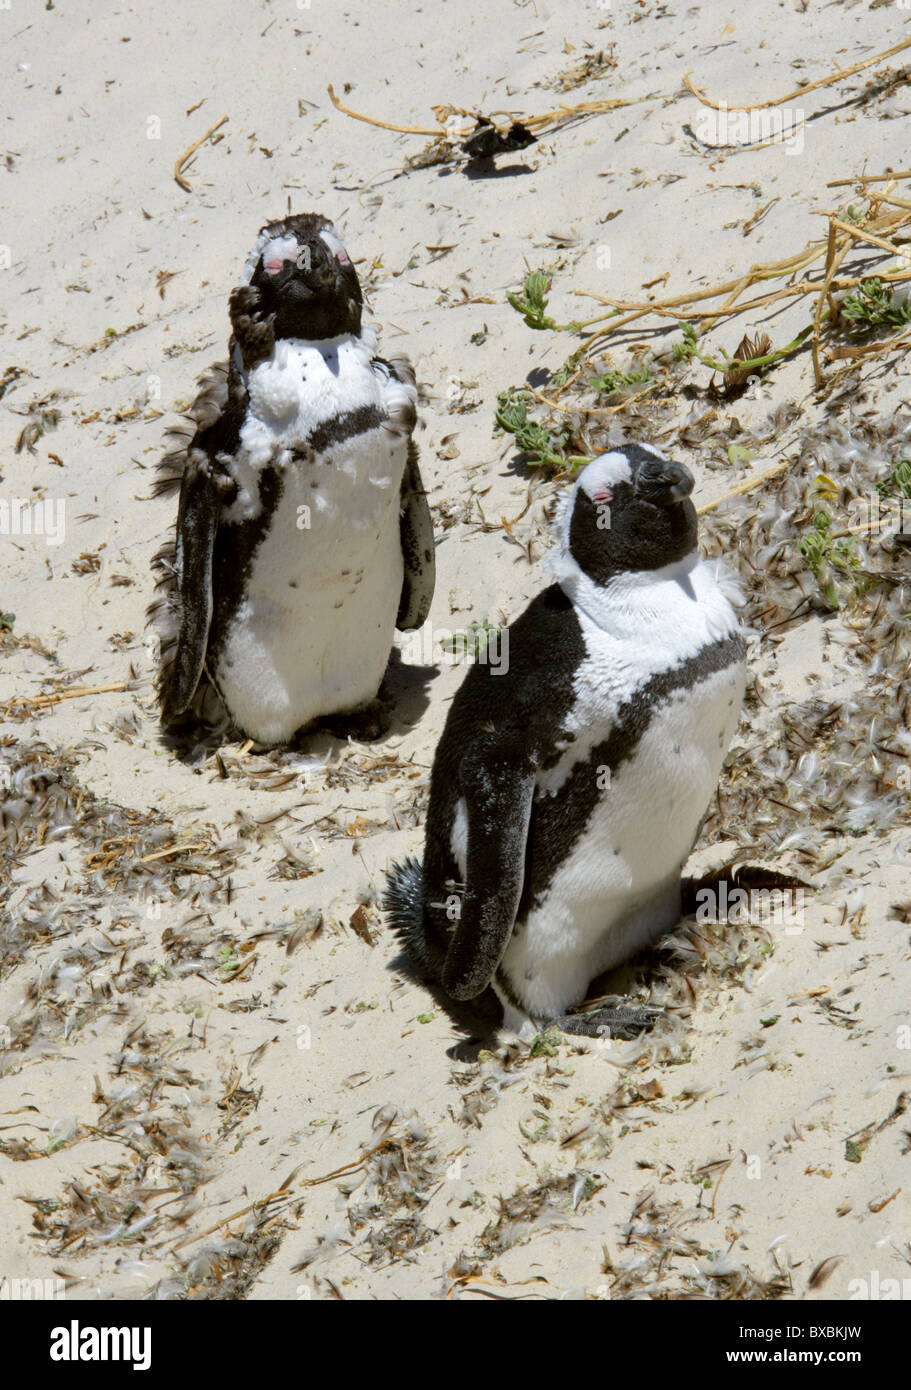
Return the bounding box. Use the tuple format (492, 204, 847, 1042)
(798, 509, 860, 608)
(550, 343, 589, 387)
(506, 271, 577, 331)
(673, 321, 699, 361)
(698, 326, 813, 377)
(507, 271, 557, 329)
(840, 277, 911, 334)
(439, 619, 501, 659)
(891, 458, 911, 498)
(217, 945, 240, 976)
(588, 364, 653, 395)
(671, 321, 812, 379)
(494, 386, 589, 474)
(529, 1026, 561, 1058)
(876, 458, 911, 500)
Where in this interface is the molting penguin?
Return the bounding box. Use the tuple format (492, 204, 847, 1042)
(385, 444, 746, 1037)
(149, 213, 435, 744)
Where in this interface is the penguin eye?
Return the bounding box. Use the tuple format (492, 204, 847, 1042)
(593, 486, 613, 504)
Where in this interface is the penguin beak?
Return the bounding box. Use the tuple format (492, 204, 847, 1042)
(635, 457, 695, 507)
(289, 239, 339, 292)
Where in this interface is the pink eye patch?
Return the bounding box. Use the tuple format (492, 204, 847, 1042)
(593, 486, 613, 504)
(319, 227, 351, 266)
(262, 234, 299, 275)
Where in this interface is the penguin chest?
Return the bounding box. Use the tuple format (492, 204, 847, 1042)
(212, 344, 410, 741)
(551, 660, 745, 914)
(249, 433, 405, 626)
(504, 626, 745, 1017)
(215, 444, 406, 741)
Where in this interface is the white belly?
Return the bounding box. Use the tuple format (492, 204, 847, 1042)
(501, 659, 745, 1019)
(215, 434, 406, 743)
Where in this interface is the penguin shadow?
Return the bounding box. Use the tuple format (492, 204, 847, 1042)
(156, 650, 438, 760)
(464, 159, 537, 181)
(310, 649, 438, 746)
(387, 863, 812, 1057)
(569, 863, 812, 1023)
(572, 957, 655, 1019)
(439, 159, 536, 182)
(386, 943, 660, 1061)
(385, 948, 503, 1062)
(156, 718, 232, 767)
(377, 647, 438, 737)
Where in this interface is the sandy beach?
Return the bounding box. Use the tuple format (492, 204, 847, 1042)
(1, 0, 910, 1304)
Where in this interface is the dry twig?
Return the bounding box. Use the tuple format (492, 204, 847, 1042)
(174, 115, 229, 193)
(684, 36, 911, 112)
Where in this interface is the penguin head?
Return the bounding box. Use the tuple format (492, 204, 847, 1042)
(242, 213, 363, 340)
(559, 444, 697, 585)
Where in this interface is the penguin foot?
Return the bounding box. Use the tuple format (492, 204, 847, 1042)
(554, 1004, 663, 1040)
(320, 698, 391, 742)
(681, 861, 810, 914)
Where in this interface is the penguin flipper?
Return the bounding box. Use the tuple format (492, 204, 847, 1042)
(396, 439, 436, 630)
(372, 352, 435, 632)
(441, 747, 535, 1001)
(164, 450, 218, 720)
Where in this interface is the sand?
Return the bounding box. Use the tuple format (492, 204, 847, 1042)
(1, 0, 909, 1301)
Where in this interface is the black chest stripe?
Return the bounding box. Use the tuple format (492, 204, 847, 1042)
(205, 404, 388, 669)
(306, 404, 385, 456)
(208, 466, 285, 669)
(522, 632, 745, 913)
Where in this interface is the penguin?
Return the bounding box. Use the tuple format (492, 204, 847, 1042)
(384, 444, 746, 1037)
(149, 212, 435, 744)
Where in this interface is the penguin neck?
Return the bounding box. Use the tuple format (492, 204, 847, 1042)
(237, 330, 377, 436)
(239, 328, 375, 389)
(550, 547, 701, 634)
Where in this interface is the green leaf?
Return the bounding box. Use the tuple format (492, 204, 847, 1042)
(507, 271, 560, 331)
(529, 1026, 561, 1057)
(588, 364, 652, 395)
(840, 277, 911, 334)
